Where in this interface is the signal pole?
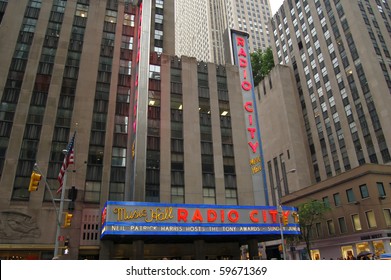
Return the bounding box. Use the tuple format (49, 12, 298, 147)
(275, 168, 296, 260)
(54, 167, 67, 258)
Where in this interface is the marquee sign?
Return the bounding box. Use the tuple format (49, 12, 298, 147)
(100, 201, 300, 237)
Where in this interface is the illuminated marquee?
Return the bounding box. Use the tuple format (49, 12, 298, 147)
(230, 30, 268, 206)
(100, 201, 300, 237)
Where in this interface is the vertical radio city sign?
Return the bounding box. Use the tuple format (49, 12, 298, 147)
(128, 0, 151, 201)
(230, 30, 268, 206)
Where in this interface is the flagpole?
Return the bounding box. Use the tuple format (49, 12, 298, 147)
(53, 152, 68, 258)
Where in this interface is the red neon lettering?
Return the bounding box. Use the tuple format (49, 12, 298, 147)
(247, 127, 256, 139)
(244, 102, 253, 112)
(192, 209, 203, 222)
(207, 210, 217, 222)
(243, 69, 247, 79)
(177, 208, 188, 222)
(248, 114, 253, 125)
(262, 210, 267, 222)
(269, 210, 278, 223)
(239, 58, 247, 67)
(248, 141, 259, 153)
(242, 81, 252, 91)
(238, 48, 247, 57)
(220, 210, 225, 222)
(236, 37, 245, 47)
(228, 210, 239, 223)
(249, 210, 259, 223)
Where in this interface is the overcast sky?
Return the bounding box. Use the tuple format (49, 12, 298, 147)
(269, 0, 284, 15)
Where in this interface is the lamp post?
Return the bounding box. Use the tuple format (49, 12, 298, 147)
(275, 168, 296, 260)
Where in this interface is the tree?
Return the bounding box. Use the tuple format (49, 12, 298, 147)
(296, 200, 331, 259)
(250, 47, 275, 87)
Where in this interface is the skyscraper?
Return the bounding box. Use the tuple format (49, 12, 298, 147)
(175, 0, 273, 64)
(269, 0, 391, 182)
(255, 0, 391, 259)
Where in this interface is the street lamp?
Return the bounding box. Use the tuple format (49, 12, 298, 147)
(275, 168, 296, 260)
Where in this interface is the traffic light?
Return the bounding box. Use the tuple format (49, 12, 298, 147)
(283, 215, 289, 226)
(28, 171, 42, 192)
(64, 212, 73, 228)
(68, 186, 78, 201)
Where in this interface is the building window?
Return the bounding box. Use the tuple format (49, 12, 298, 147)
(359, 184, 369, 199)
(352, 214, 362, 231)
(171, 186, 184, 203)
(346, 188, 356, 203)
(327, 219, 335, 235)
(225, 189, 238, 205)
(322, 196, 330, 207)
(315, 222, 322, 238)
(203, 187, 215, 204)
(84, 181, 101, 203)
(365, 210, 377, 228)
(383, 209, 391, 227)
(109, 182, 124, 201)
(377, 182, 386, 197)
(333, 192, 341, 206)
(338, 217, 347, 233)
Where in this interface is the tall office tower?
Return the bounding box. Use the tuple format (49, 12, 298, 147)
(174, 0, 212, 62)
(269, 0, 391, 184)
(0, 0, 175, 260)
(225, 0, 272, 52)
(175, 0, 272, 64)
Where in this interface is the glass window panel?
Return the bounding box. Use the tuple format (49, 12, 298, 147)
(365, 210, 377, 228)
(352, 214, 362, 231)
(359, 184, 369, 199)
(383, 209, 391, 227)
(333, 193, 341, 206)
(327, 219, 335, 235)
(346, 188, 355, 203)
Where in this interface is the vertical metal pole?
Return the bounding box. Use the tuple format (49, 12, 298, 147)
(54, 171, 67, 258)
(275, 184, 286, 260)
(276, 168, 295, 260)
(278, 204, 287, 260)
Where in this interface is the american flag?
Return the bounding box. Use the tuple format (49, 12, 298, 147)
(56, 132, 76, 194)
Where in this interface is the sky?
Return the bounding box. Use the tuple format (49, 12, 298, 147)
(269, 0, 284, 15)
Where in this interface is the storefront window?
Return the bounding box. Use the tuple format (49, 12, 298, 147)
(310, 249, 321, 260)
(341, 245, 354, 259)
(356, 242, 369, 255)
(373, 240, 385, 258)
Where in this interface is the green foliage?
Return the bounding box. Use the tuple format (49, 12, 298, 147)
(297, 200, 331, 259)
(250, 47, 275, 87)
